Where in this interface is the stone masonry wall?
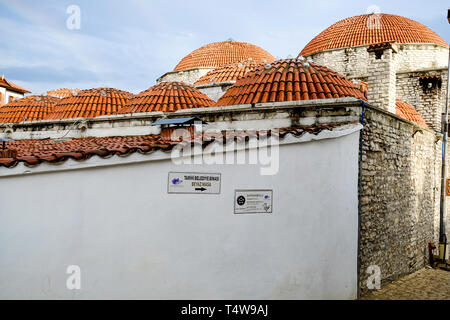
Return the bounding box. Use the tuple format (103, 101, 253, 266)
(367, 48, 397, 113)
(196, 83, 234, 102)
(309, 44, 448, 79)
(359, 106, 442, 294)
(397, 70, 448, 131)
(157, 68, 214, 86)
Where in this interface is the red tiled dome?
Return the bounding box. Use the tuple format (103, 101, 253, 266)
(119, 82, 215, 114)
(396, 99, 428, 128)
(174, 41, 275, 71)
(47, 88, 134, 120)
(0, 95, 59, 123)
(300, 13, 448, 56)
(215, 58, 367, 106)
(194, 60, 263, 86)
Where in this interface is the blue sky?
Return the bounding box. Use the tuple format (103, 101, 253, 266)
(0, 0, 449, 94)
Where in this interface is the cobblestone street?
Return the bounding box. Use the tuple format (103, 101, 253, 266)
(360, 268, 450, 300)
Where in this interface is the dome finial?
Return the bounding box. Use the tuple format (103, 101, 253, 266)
(366, 4, 381, 15)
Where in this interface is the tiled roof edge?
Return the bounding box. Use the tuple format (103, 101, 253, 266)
(0, 123, 361, 177)
(302, 42, 448, 57)
(0, 98, 363, 128)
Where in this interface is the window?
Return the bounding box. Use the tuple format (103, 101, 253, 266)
(8, 96, 15, 103)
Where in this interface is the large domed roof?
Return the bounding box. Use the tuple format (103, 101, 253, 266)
(215, 58, 366, 106)
(47, 88, 133, 120)
(300, 13, 448, 56)
(174, 40, 275, 71)
(119, 82, 214, 114)
(0, 95, 59, 123)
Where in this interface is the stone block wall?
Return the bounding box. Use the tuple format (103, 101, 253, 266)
(308, 46, 369, 78)
(309, 44, 448, 79)
(157, 68, 214, 86)
(396, 69, 448, 131)
(396, 44, 448, 73)
(359, 106, 442, 294)
(367, 48, 397, 113)
(196, 83, 234, 102)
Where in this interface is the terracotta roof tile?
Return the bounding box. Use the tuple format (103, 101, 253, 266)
(194, 60, 263, 86)
(396, 99, 428, 128)
(0, 75, 31, 94)
(119, 82, 214, 114)
(0, 95, 59, 123)
(46, 88, 134, 120)
(0, 123, 353, 168)
(47, 88, 81, 99)
(300, 13, 448, 56)
(174, 41, 275, 71)
(215, 58, 367, 106)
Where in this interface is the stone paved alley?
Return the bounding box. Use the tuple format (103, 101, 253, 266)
(360, 268, 450, 300)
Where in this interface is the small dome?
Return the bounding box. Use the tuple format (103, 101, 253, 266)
(215, 58, 366, 106)
(300, 13, 448, 56)
(47, 88, 81, 99)
(194, 60, 263, 86)
(396, 100, 428, 128)
(47, 88, 134, 120)
(174, 40, 275, 71)
(119, 82, 215, 114)
(0, 95, 59, 123)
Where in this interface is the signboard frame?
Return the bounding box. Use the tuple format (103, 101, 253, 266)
(234, 189, 273, 215)
(167, 172, 222, 195)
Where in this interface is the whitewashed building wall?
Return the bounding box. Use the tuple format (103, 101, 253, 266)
(0, 129, 360, 300)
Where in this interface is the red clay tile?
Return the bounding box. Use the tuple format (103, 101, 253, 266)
(119, 82, 214, 114)
(0, 123, 354, 168)
(194, 60, 263, 86)
(47, 88, 81, 99)
(215, 58, 367, 106)
(0, 95, 59, 123)
(0, 75, 30, 94)
(300, 14, 448, 56)
(174, 41, 275, 71)
(396, 99, 428, 128)
(46, 88, 134, 120)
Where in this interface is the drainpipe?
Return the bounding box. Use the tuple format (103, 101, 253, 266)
(357, 99, 366, 299)
(439, 9, 450, 246)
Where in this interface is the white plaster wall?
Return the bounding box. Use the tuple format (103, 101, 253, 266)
(5, 90, 25, 103)
(0, 87, 6, 104)
(0, 132, 360, 300)
(0, 88, 23, 105)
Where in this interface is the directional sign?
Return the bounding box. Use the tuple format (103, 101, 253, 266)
(168, 172, 221, 194)
(234, 190, 273, 214)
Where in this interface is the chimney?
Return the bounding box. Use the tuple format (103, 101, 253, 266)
(0, 138, 17, 158)
(152, 117, 206, 141)
(366, 41, 398, 113)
